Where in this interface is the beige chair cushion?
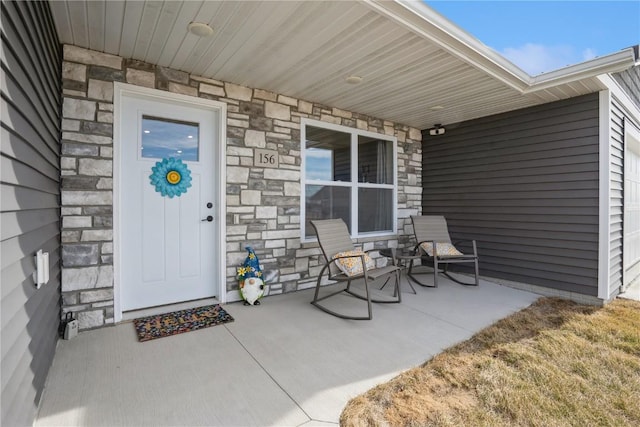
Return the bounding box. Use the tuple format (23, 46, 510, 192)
(332, 250, 375, 276)
(420, 242, 463, 257)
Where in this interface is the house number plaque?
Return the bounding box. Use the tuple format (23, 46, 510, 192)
(254, 149, 279, 168)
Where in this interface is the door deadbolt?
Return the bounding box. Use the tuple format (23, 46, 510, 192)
(202, 216, 213, 222)
(206, 202, 213, 208)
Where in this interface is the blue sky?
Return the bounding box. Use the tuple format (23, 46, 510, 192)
(427, 1, 640, 75)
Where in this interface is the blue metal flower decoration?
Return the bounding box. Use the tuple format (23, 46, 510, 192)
(149, 157, 192, 198)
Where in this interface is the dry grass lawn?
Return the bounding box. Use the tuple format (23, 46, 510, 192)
(341, 297, 640, 426)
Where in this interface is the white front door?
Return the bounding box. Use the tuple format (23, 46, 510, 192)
(119, 91, 219, 311)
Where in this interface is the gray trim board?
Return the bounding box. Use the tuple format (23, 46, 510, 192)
(0, 1, 62, 426)
(422, 93, 600, 297)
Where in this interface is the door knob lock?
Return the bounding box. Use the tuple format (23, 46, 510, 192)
(202, 216, 214, 222)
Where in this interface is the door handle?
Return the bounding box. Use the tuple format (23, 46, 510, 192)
(201, 216, 213, 222)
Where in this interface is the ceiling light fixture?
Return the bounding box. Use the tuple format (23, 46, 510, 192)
(345, 75, 363, 84)
(188, 22, 214, 37)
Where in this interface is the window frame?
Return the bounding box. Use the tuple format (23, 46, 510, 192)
(300, 118, 398, 242)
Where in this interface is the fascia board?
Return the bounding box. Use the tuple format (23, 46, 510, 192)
(525, 50, 637, 93)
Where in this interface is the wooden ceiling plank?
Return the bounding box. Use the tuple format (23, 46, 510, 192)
(325, 70, 520, 127)
(48, 1, 73, 44)
(336, 67, 482, 118)
(304, 48, 461, 107)
(184, 1, 261, 75)
(143, 1, 183, 65)
(66, 1, 89, 47)
(155, 1, 203, 68)
(196, 1, 298, 79)
(104, 1, 125, 54)
(167, 0, 226, 71)
(267, 16, 409, 94)
(209, 1, 333, 86)
(132, 1, 164, 61)
(118, 0, 145, 59)
(86, 1, 105, 52)
(256, 3, 380, 91)
(297, 40, 445, 102)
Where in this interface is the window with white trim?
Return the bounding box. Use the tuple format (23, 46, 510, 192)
(301, 119, 397, 240)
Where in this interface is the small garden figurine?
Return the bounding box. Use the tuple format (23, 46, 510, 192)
(237, 246, 265, 306)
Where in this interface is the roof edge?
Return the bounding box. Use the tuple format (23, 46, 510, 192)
(367, 0, 638, 94)
(525, 49, 637, 93)
(365, 0, 531, 91)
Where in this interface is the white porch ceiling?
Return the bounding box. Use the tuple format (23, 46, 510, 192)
(49, 0, 635, 130)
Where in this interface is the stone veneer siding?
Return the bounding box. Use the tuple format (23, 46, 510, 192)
(60, 45, 423, 330)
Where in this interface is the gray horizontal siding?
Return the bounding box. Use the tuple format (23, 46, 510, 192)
(422, 93, 600, 296)
(1, 1, 62, 426)
(613, 64, 640, 111)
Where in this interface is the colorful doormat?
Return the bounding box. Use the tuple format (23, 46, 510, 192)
(133, 304, 234, 342)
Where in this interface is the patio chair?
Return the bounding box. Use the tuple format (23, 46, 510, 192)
(410, 215, 479, 287)
(310, 219, 401, 320)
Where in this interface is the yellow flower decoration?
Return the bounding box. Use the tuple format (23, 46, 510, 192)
(166, 170, 181, 185)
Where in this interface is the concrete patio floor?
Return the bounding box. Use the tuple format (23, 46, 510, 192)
(35, 274, 540, 426)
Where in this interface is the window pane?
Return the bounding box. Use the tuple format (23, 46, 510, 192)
(141, 116, 199, 161)
(358, 188, 393, 233)
(358, 136, 393, 184)
(305, 126, 351, 181)
(305, 185, 351, 238)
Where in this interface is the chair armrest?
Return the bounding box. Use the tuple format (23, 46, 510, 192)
(452, 240, 478, 256)
(332, 253, 367, 261)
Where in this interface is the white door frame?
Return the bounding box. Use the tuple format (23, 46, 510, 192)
(113, 83, 227, 322)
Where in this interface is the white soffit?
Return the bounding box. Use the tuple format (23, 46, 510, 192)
(49, 0, 637, 129)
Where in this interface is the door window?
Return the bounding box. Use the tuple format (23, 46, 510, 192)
(141, 115, 199, 161)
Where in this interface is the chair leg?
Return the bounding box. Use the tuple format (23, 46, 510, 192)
(474, 258, 480, 286)
(362, 275, 373, 320)
(311, 264, 375, 320)
(312, 267, 348, 304)
(394, 269, 402, 303)
(346, 276, 400, 304)
(473, 240, 479, 286)
(433, 258, 439, 288)
(312, 264, 328, 303)
(406, 259, 432, 289)
(378, 276, 391, 291)
(441, 261, 480, 286)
